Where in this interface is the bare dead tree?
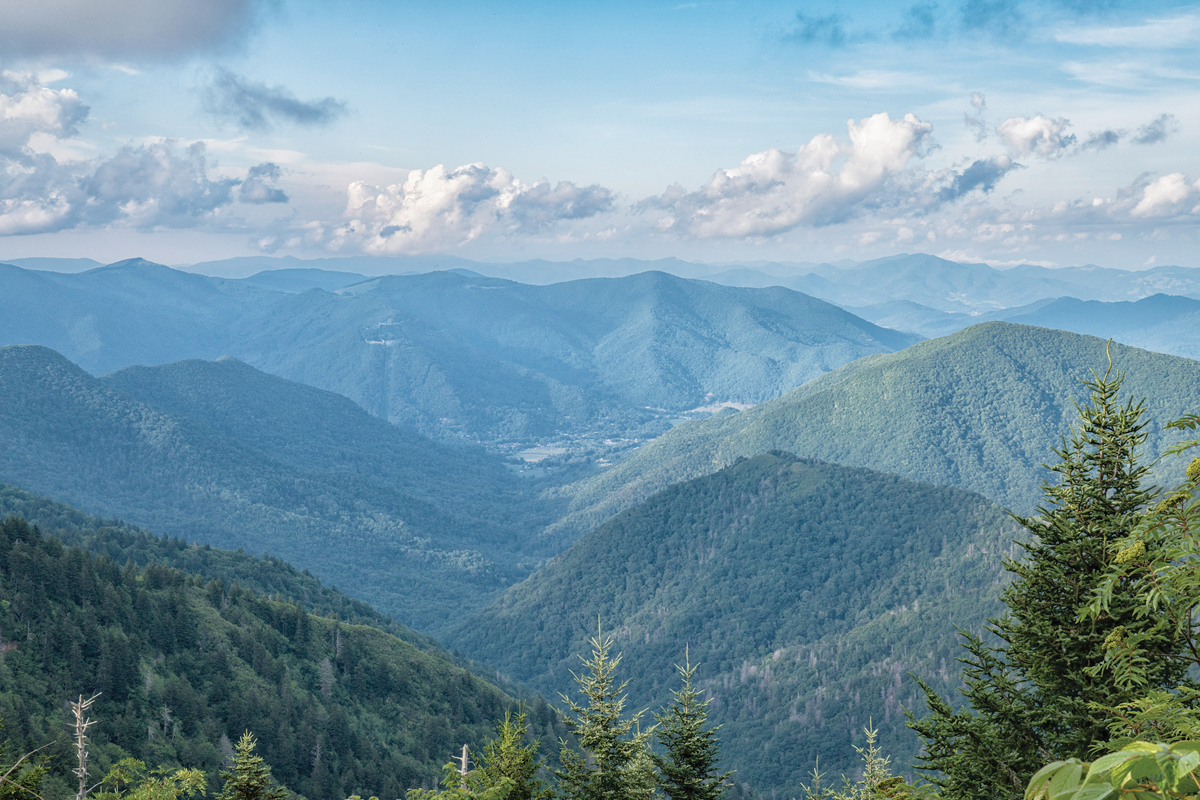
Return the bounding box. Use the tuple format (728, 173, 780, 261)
(457, 744, 469, 778)
(70, 693, 101, 800)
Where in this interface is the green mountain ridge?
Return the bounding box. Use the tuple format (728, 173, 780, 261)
(0, 345, 552, 633)
(545, 323, 1200, 545)
(448, 452, 1023, 798)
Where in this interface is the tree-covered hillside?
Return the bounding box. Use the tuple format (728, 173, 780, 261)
(0, 484, 435, 648)
(0, 345, 553, 633)
(449, 452, 1023, 798)
(0, 260, 915, 447)
(547, 324, 1200, 544)
(99, 355, 553, 541)
(0, 514, 562, 800)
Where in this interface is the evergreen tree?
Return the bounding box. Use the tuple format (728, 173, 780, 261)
(554, 623, 653, 800)
(217, 733, 287, 800)
(473, 708, 552, 800)
(653, 648, 729, 800)
(909, 357, 1186, 800)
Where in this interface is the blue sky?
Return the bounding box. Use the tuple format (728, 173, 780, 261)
(1, 0, 1198, 269)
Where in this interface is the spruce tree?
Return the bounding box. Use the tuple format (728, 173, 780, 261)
(474, 708, 552, 800)
(653, 647, 729, 800)
(554, 623, 653, 800)
(909, 357, 1185, 800)
(217, 733, 287, 800)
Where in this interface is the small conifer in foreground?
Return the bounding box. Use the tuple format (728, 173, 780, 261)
(218, 732, 287, 800)
(653, 646, 729, 800)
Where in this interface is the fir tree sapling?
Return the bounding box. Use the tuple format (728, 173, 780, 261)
(554, 622, 655, 800)
(653, 646, 730, 800)
(474, 709, 552, 800)
(217, 733, 286, 800)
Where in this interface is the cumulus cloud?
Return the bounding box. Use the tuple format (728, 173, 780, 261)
(203, 69, 348, 130)
(0, 74, 88, 157)
(0, 75, 289, 236)
(997, 114, 1075, 158)
(239, 162, 288, 204)
(937, 155, 1018, 200)
(81, 142, 239, 227)
(337, 163, 614, 253)
(643, 112, 935, 238)
(0, 0, 267, 60)
(1130, 173, 1198, 217)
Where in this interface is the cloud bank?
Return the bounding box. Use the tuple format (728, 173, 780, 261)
(0, 0, 268, 60)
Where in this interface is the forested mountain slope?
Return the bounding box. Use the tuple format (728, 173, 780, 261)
(0, 345, 554, 632)
(547, 324, 1200, 543)
(0, 260, 915, 445)
(0, 513, 544, 800)
(98, 355, 548, 534)
(0, 484, 434, 647)
(449, 452, 1022, 798)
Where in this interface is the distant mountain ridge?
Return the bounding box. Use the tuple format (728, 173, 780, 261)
(850, 293, 1200, 364)
(0, 259, 916, 446)
(182, 252, 1200, 312)
(545, 323, 1200, 544)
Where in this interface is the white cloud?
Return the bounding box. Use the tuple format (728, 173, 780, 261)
(0, 0, 267, 60)
(644, 111, 934, 238)
(0, 73, 288, 236)
(337, 163, 614, 254)
(1131, 173, 1197, 217)
(997, 115, 1074, 158)
(1055, 13, 1200, 49)
(0, 77, 88, 157)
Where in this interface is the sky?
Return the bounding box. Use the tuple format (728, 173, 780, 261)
(1, 0, 1199, 269)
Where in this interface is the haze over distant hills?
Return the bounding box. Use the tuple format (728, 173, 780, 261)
(545, 323, 1200, 543)
(179, 252, 1200, 312)
(854, 293, 1200, 363)
(0, 259, 915, 447)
